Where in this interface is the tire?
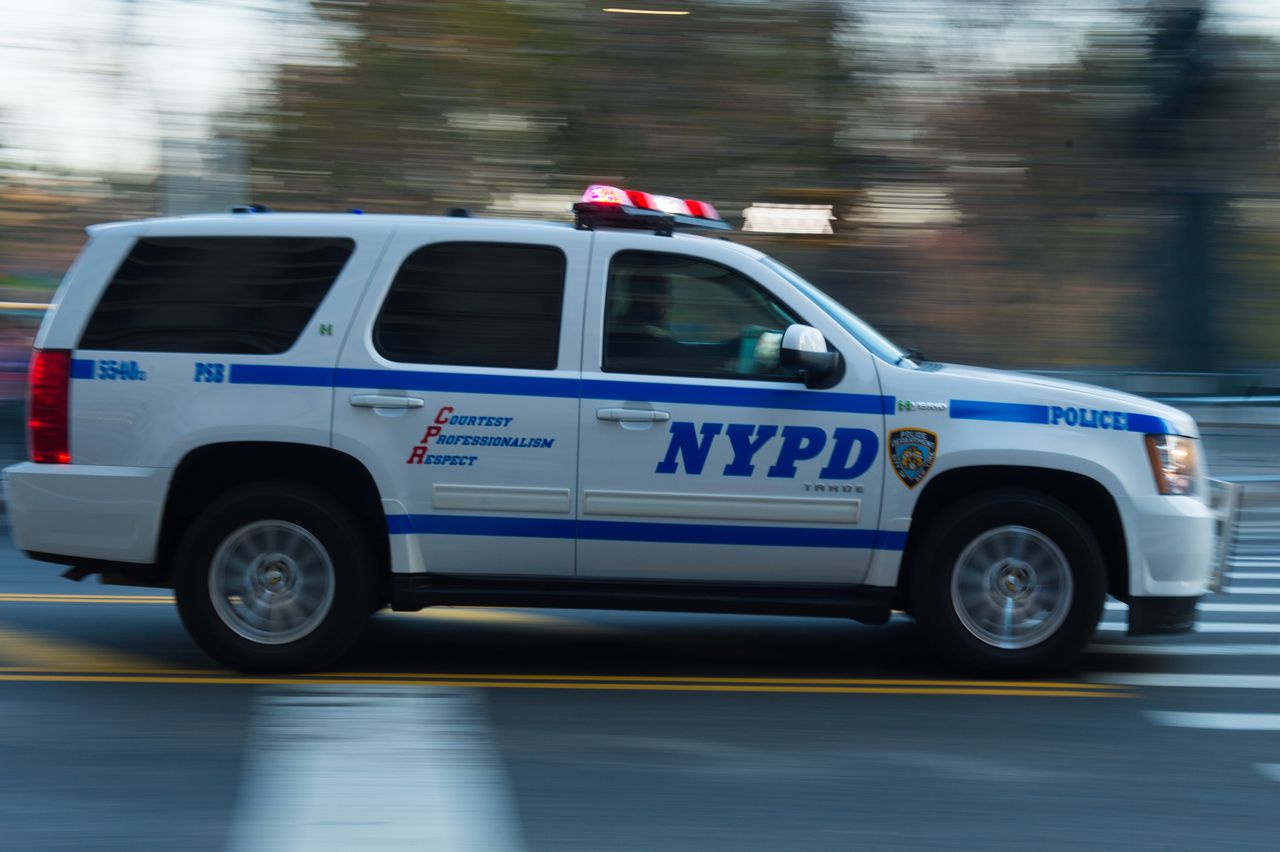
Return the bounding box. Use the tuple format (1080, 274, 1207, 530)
(910, 489, 1106, 676)
(173, 482, 378, 673)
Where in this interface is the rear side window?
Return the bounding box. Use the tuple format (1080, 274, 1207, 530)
(79, 236, 354, 354)
(374, 242, 566, 370)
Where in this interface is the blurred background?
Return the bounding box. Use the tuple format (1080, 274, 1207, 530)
(2, 0, 1279, 383)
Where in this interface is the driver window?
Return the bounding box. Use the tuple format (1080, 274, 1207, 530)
(603, 251, 804, 379)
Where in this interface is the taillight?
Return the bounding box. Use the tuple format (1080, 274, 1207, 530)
(28, 349, 71, 464)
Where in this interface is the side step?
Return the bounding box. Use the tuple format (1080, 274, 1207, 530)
(390, 574, 894, 624)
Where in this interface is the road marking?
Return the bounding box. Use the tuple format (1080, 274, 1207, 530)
(0, 672, 1130, 697)
(0, 663, 1126, 691)
(1091, 673, 1280, 689)
(325, 672, 1129, 689)
(1104, 601, 1280, 613)
(1146, 711, 1280, 731)
(0, 621, 164, 672)
(1088, 643, 1280, 656)
(226, 686, 525, 852)
(394, 607, 624, 635)
(0, 593, 174, 604)
(1095, 621, 1280, 633)
(0, 595, 618, 634)
(1256, 764, 1280, 784)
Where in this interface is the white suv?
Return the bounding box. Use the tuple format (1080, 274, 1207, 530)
(7, 187, 1214, 674)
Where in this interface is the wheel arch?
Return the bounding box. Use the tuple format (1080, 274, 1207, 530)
(158, 441, 389, 587)
(897, 465, 1128, 610)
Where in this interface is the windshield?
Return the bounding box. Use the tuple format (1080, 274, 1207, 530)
(759, 257, 910, 366)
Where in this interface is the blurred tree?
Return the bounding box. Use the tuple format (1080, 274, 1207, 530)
(249, 0, 858, 213)
(915, 2, 1280, 367)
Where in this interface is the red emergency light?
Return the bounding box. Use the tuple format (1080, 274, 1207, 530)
(574, 184, 730, 235)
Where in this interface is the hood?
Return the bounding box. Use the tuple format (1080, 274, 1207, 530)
(930, 363, 1199, 437)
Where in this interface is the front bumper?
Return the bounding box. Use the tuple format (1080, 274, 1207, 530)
(1127, 493, 1215, 598)
(1128, 595, 1199, 635)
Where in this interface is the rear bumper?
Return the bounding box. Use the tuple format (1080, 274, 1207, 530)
(1128, 595, 1199, 636)
(5, 462, 169, 563)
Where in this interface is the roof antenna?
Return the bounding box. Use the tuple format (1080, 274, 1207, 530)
(444, 207, 473, 218)
(229, 203, 272, 214)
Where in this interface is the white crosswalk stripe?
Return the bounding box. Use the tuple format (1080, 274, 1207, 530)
(1096, 621, 1280, 633)
(1115, 507, 1280, 788)
(1145, 712, 1280, 731)
(1088, 643, 1280, 656)
(226, 686, 525, 852)
(1091, 673, 1280, 689)
(1105, 600, 1280, 613)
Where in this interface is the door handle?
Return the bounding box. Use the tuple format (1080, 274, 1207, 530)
(350, 394, 425, 409)
(596, 408, 670, 423)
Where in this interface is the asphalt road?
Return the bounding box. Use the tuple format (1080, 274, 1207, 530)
(1, 428, 1278, 851)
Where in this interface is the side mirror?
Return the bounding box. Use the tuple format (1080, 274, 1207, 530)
(779, 324, 840, 388)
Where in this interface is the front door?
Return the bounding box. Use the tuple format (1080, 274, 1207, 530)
(576, 232, 888, 584)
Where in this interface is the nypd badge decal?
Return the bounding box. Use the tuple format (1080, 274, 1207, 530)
(889, 428, 937, 489)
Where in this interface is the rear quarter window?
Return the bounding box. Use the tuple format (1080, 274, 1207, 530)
(79, 236, 355, 354)
(374, 242, 566, 370)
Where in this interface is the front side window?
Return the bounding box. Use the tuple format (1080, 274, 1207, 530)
(375, 242, 566, 370)
(603, 250, 802, 380)
(80, 236, 354, 354)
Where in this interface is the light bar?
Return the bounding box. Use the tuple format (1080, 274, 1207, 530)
(574, 184, 729, 234)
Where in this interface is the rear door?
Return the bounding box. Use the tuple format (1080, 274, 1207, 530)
(332, 222, 589, 576)
(576, 231, 889, 584)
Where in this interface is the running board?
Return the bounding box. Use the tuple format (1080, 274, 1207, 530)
(390, 574, 894, 623)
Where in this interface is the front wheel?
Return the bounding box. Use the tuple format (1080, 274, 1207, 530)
(174, 483, 378, 673)
(910, 490, 1106, 676)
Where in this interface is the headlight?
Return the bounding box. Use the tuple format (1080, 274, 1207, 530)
(1144, 434, 1198, 495)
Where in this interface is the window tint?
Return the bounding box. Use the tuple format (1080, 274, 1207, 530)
(375, 242, 566, 370)
(80, 236, 353, 354)
(603, 250, 802, 380)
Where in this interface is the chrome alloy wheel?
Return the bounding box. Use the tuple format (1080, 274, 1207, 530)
(208, 520, 336, 645)
(949, 525, 1074, 650)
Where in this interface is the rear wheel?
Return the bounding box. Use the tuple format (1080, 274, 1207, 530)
(910, 489, 1105, 676)
(174, 483, 377, 673)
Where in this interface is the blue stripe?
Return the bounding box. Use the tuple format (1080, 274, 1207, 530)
(227, 363, 893, 414)
(949, 400, 1050, 424)
(582, 379, 892, 415)
(230, 364, 336, 387)
(70, 358, 95, 379)
(1125, 413, 1169, 434)
(951, 398, 1176, 435)
(388, 513, 906, 551)
(337, 368, 580, 398)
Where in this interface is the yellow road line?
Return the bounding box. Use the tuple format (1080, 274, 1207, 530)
(0, 593, 174, 604)
(0, 623, 167, 672)
(0, 672, 1131, 696)
(324, 671, 1127, 689)
(0, 664, 1127, 692)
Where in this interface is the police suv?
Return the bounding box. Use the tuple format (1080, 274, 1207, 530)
(7, 186, 1213, 674)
